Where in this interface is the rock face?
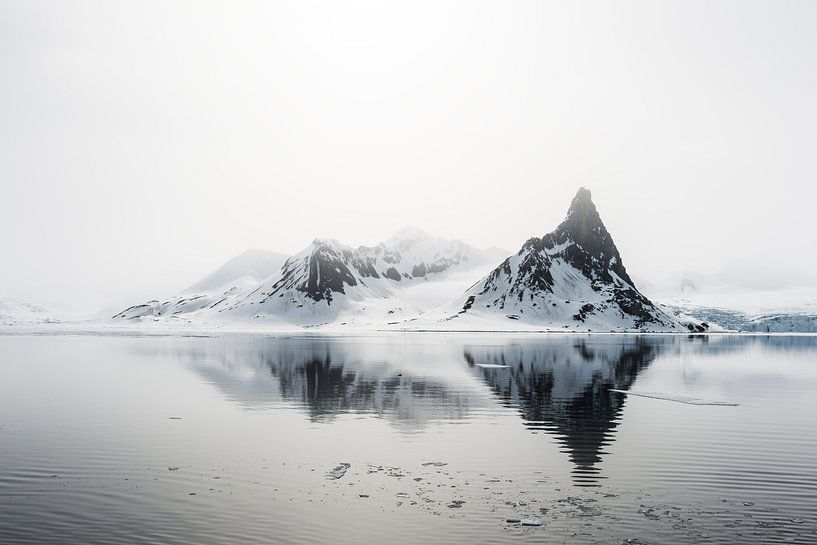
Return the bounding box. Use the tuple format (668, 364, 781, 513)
(448, 188, 685, 331)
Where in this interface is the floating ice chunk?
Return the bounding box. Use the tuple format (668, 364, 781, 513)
(476, 363, 509, 369)
(610, 389, 739, 406)
(506, 517, 544, 526)
(326, 462, 351, 480)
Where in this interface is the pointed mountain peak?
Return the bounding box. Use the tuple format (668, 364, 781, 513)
(448, 186, 687, 331)
(565, 187, 599, 222)
(552, 187, 610, 255)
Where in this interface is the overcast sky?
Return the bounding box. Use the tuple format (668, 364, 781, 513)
(2, 0, 816, 314)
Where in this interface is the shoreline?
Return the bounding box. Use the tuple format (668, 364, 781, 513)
(2, 322, 816, 338)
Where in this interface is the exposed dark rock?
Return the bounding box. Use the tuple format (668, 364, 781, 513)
(384, 267, 402, 281)
(574, 303, 596, 322)
(458, 188, 679, 329)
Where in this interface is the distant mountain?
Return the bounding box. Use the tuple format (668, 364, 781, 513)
(113, 249, 288, 320)
(439, 188, 694, 332)
(0, 299, 62, 326)
(638, 266, 817, 333)
(185, 249, 288, 294)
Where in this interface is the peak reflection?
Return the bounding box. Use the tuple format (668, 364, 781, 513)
(464, 337, 666, 485)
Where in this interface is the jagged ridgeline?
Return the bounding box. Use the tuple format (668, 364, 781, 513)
(250, 235, 474, 306)
(112, 190, 700, 331)
(113, 228, 505, 325)
(449, 188, 691, 331)
(224, 229, 503, 322)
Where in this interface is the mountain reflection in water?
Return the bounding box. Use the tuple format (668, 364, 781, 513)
(464, 337, 661, 485)
(153, 334, 817, 486)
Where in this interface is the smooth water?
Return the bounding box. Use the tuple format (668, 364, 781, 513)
(0, 333, 815, 544)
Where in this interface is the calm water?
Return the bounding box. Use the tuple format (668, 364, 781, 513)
(1, 333, 816, 544)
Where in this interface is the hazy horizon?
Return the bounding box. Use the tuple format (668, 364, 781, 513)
(2, 1, 816, 313)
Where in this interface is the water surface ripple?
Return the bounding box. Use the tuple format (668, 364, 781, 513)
(1, 333, 815, 544)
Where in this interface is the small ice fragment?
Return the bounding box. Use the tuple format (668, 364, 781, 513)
(421, 461, 447, 467)
(326, 463, 351, 480)
(506, 518, 521, 523)
(610, 389, 739, 406)
(168, 416, 182, 420)
(168, 466, 180, 471)
(520, 518, 544, 526)
(476, 364, 509, 369)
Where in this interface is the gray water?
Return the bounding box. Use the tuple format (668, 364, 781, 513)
(0, 333, 815, 544)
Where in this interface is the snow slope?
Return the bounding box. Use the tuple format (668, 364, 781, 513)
(185, 249, 288, 294)
(113, 249, 288, 321)
(0, 299, 62, 325)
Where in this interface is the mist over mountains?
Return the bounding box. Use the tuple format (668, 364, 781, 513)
(104, 189, 699, 332)
(3, 188, 814, 332)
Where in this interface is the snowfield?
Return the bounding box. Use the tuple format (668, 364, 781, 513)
(0, 299, 63, 326)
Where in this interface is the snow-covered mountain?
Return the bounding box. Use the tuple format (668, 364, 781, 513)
(435, 188, 695, 332)
(113, 249, 288, 320)
(113, 229, 505, 325)
(215, 228, 506, 325)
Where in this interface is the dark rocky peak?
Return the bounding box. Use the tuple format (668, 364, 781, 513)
(454, 187, 680, 329)
(551, 188, 611, 252)
(541, 188, 635, 287)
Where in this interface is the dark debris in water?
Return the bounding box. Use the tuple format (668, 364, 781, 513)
(326, 463, 351, 480)
(317, 461, 814, 542)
